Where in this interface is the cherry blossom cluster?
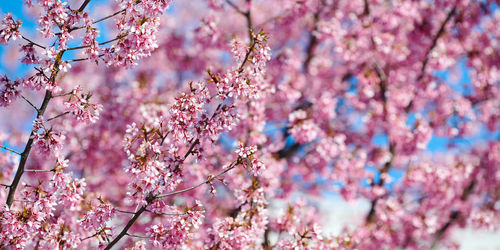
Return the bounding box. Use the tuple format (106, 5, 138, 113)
(32, 118, 65, 154)
(0, 0, 500, 249)
(147, 201, 204, 248)
(0, 13, 22, 45)
(0, 75, 20, 107)
(64, 86, 103, 123)
(102, 0, 173, 67)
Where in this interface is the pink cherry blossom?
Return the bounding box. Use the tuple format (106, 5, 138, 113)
(0, 0, 499, 249)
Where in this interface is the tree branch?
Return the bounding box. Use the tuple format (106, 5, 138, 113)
(61, 0, 142, 35)
(65, 34, 128, 51)
(46, 111, 70, 122)
(365, 143, 395, 223)
(125, 233, 149, 239)
(156, 161, 239, 199)
(66, 54, 105, 63)
(6, 90, 53, 207)
(21, 35, 46, 49)
(21, 95, 39, 112)
(0, 145, 21, 155)
(104, 160, 239, 249)
(104, 17, 256, 248)
(430, 179, 476, 249)
(5, 45, 69, 207)
(417, 6, 457, 82)
(24, 169, 53, 173)
(303, 12, 320, 72)
(116, 209, 136, 215)
(225, 0, 246, 15)
(145, 209, 189, 216)
(405, 5, 457, 112)
(78, 0, 91, 12)
(104, 202, 149, 250)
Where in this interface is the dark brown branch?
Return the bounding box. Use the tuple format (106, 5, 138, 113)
(6, 90, 53, 207)
(245, 0, 253, 41)
(363, 0, 370, 16)
(417, 6, 457, 82)
(78, 0, 91, 12)
(5, 46, 68, 207)
(303, 12, 320, 73)
(104, 15, 257, 248)
(90, 9, 126, 26)
(365, 61, 393, 223)
(225, 0, 253, 41)
(81, 232, 99, 241)
(365, 144, 395, 223)
(104, 201, 149, 250)
(105, 161, 239, 249)
(225, 0, 246, 15)
(430, 179, 476, 249)
(406, 6, 457, 113)
(238, 40, 256, 72)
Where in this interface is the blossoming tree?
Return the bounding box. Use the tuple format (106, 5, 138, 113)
(0, 0, 499, 249)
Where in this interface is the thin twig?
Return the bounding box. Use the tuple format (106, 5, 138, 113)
(53, 91, 73, 97)
(125, 233, 149, 239)
(0, 184, 10, 188)
(61, 1, 141, 34)
(405, 6, 457, 113)
(365, 58, 393, 223)
(14, 199, 34, 203)
(145, 209, 189, 216)
(24, 169, 53, 173)
(91, 9, 126, 25)
(65, 34, 127, 51)
(46, 111, 71, 122)
(81, 231, 100, 241)
(417, 6, 457, 82)
(21, 35, 46, 49)
(66, 54, 105, 63)
(21, 95, 39, 112)
(156, 161, 239, 199)
(225, 0, 253, 41)
(225, 0, 247, 15)
(116, 209, 136, 215)
(0, 145, 21, 155)
(238, 39, 256, 72)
